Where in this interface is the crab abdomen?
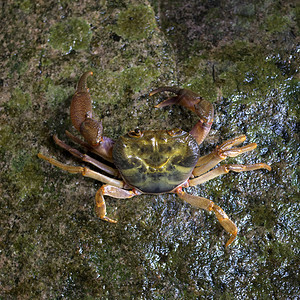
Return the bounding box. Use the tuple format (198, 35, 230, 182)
(112, 130, 199, 193)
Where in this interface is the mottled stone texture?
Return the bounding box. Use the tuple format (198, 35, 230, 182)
(0, 0, 299, 298)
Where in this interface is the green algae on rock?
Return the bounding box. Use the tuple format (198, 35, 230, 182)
(45, 83, 74, 108)
(86, 63, 160, 107)
(1, 0, 299, 298)
(6, 88, 32, 115)
(113, 5, 157, 41)
(48, 17, 92, 53)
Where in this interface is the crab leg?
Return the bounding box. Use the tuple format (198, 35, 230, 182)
(37, 153, 123, 187)
(193, 135, 259, 176)
(69, 71, 115, 162)
(150, 87, 214, 145)
(190, 163, 271, 186)
(53, 135, 118, 176)
(95, 185, 139, 223)
(38, 153, 140, 223)
(193, 135, 272, 177)
(176, 188, 237, 247)
(65, 130, 114, 163)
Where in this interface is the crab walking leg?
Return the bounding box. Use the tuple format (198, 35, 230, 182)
(193, 143, 258, 176)
(65, 130, 114, 163)
(196, 135, 247, 166)
(95, 185, 139, 223)
(190, 163, 271, 186)
(194, 135, 259, 176)
(53, 135, 118, 176)
(37, 153, 123, 187)
(176, 189, 237, 247)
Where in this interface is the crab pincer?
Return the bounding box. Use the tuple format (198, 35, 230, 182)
(150, 87, 214, 145)
(69, 71, 114, 161)
(70, 71, 103, 146)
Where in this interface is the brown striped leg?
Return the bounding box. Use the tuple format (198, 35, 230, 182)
(53, 135, 118, 176)
(65, 130, 115, 163)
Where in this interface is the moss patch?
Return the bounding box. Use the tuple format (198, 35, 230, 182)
(89, 62, 160, 106)
(182, 40, 288, 100)
(113, 5, 157, 41)
(6, 88, 32, 115)
(0, 124, 15, 158)
(49, 17, 92, 53)
(9, 150, 44, 198)
(264, 14, 291, 33)
(45, 82, 74, 108)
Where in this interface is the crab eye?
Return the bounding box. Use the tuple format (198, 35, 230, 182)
(167, 128, 183, 137)
(128, 128, 143, 138)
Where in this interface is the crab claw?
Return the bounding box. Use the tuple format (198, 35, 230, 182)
(70, 71, 103, 146)
(150, 87, 214, 145)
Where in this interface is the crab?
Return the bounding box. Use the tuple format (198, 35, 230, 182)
(38, 71, 271, 247)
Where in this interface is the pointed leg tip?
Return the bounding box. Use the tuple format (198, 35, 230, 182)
(37, 153, 51, 162)
(225, 234, 237, 248)
(265, 164, 272, 171)
(53, 135, 59, 142)
(154, 102, 165, 108)
(101, 216, 118, 224)
(37, 153, 44, 159)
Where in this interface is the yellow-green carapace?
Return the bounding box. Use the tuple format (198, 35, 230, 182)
(113, 129, 199, 193)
